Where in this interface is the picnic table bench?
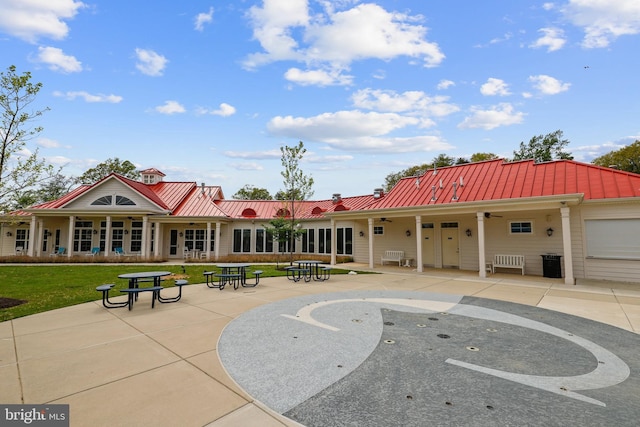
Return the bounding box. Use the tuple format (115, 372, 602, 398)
(286, 266, 311, 282)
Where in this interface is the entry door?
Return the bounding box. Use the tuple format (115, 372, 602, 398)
(169, 229, 178, 256)
(421, 223, 435, 267)
(441, 223, 459, 268)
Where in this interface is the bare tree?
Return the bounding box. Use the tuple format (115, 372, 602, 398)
(0, 65, 55, 212)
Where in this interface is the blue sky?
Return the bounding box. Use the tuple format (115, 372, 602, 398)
(1, 0, 639, 199)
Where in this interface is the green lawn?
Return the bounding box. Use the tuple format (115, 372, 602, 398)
(0, 264, 355, 322)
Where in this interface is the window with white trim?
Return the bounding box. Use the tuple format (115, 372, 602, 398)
(373, 226, 384, 235)
(509, 221, 533, 234)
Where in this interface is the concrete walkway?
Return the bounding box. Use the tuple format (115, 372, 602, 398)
(1, 265, 639, 426)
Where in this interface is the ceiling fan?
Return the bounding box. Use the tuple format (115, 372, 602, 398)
(379, 217, 393, 222)
(484, 212, 503, 218)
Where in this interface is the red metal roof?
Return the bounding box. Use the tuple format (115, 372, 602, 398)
(368, 159, 640, 209)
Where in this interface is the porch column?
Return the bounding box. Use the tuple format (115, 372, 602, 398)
(477, 212, 487, 278)
(206, 222, 212, 259)
(141, 216, 148, 259)
(561, 207, 575, 285)
(37, 219, 44, 257)
(28, 216, 37, 257)
(330, 218, 337, 265)
(105, 216, 112, 256)
(214, 222, 221, 260)
(67, 216, 74, 258)
(415, 216, 423, 272)
(368, 218, 374, 268)
(153, 222, 161, 258)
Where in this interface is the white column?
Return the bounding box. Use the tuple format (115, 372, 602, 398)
(330, 219, 337, 265)
(28, 216, 37, 257)
(477, 212, 487, 278)
(105, 216, 112, 255)
(67, 216, 74, 258)
(415, 215, 423, 272)
(206, 222, 212, 259)
(215, 222, 221, 260)
(141, 216, 148, 258)
(37, 219, 44, 257)
(153, 222, 161, 258)
(561, 207, 575, 285)
(368, 218, 374, 268)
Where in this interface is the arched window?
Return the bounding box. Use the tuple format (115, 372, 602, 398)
(115, 195, 135, 205)
(242, 208, 257, 217)
(276, 208, 290, 217)
(311, 206, 326, 215)
(334, 205, 349, 211)
(91, 196, 112, 206)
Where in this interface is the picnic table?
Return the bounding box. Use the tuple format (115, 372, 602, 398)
(204, 264, 262, 290)
(116, 271, 171, 310)
(290, 260, 331, 282)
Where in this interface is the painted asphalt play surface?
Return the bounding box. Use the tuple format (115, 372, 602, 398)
(218, 291, 640, 426)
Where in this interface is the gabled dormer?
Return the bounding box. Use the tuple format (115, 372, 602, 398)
(140, 168, 166, 185)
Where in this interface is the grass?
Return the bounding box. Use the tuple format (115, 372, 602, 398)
(0, 263, 358, 322)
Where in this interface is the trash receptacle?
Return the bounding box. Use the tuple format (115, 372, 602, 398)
(541, 254, 562, 278)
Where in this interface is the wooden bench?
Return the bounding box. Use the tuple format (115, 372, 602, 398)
(381, 250, 405, 266)
(492, 254, 525, 275)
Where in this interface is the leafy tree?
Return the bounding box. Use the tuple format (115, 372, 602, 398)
(383, 154, 457, 191)
(0, 65, 56, 213)
(512, 130, 573, 162)
(591, 140, 640, 174)
(9, 172, 75, 208)
(232, 184, 273, 200)
(76, 157, 138, 184)
(470, 152, 499, 162)
(269, 141, 314, 264)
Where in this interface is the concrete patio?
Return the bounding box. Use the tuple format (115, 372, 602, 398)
(1, 265, 639, 426)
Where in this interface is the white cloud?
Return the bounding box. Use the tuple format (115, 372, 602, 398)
(135, 48, 168, 76)
(542, 3, 555, 11)
(284, 67, 353, 86)
(34, 46, 82, 73)
(437, 79, 455, 90)
(266, 109, 453, 153)
(196, 103, 237, 117)
(562, 0, 640, 48)
(480, 78, 511, 96)
(351, 88, 459, 117)
(529, 74, 570, 95)
(224, 150, 282, 159)
(229, 162, 265, 171)
(37, 138, 60, 148)
(244, 1, 444, 86)
(530, 27, 566, 52)
(53, 90, 122, 103)
(0, 0, 84, 43)
(458, 103, 525, 130)
(155, 100, 185, 115)
(194, 7, 214, 31)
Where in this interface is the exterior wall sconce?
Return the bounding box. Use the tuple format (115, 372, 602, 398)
(359, 231, 365, 237)
(124, 229, 129, 235)
(405, 230, 411, 237)
(179, 232, 184, 237)
(45, 231, 52, 237)
(93, 229, 98, 235)
(546, 228, 554, 237)
(6, 231, 12, 237)
(466, 229, 472, 237)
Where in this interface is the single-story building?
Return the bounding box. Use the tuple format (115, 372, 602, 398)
(2, 160, 640, 285)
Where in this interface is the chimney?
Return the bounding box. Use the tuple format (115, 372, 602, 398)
(373, 188, 384, 199)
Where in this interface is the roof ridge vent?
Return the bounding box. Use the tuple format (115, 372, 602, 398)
(332, 193, 342, 204)
(431, 185, 437, 201)
(452, 182, 459, 201)
(373, 188, 384, 199)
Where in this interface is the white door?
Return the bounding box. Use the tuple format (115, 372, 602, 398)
(441, 224, 459, 268)
(421, 224, 435, 267)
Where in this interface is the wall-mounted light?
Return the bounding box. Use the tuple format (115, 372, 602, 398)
(45, 231, 52, 237)
(179, 232, 184, 237)
(546, 228, 554, 237)
(93, 229, 98, 235)
(359, 231, 365, 237)
(124, 229, 129, 235)
(6, 231, 12, 237)
(466, 229, 472, 237)
(406, 230, 411, 237)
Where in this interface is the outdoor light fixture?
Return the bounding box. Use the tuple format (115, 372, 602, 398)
(179, 232, 184, 237)
(124, 230, 129, 235)
(6, 231, 12, 237)
(359, 231, 365, 237)
(45, 231, 52, 237)
(93, 229, 98, 235)
(466, 229, 472, 237)
(406, 230, 411, 237)
(547, 228, 554, 237)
